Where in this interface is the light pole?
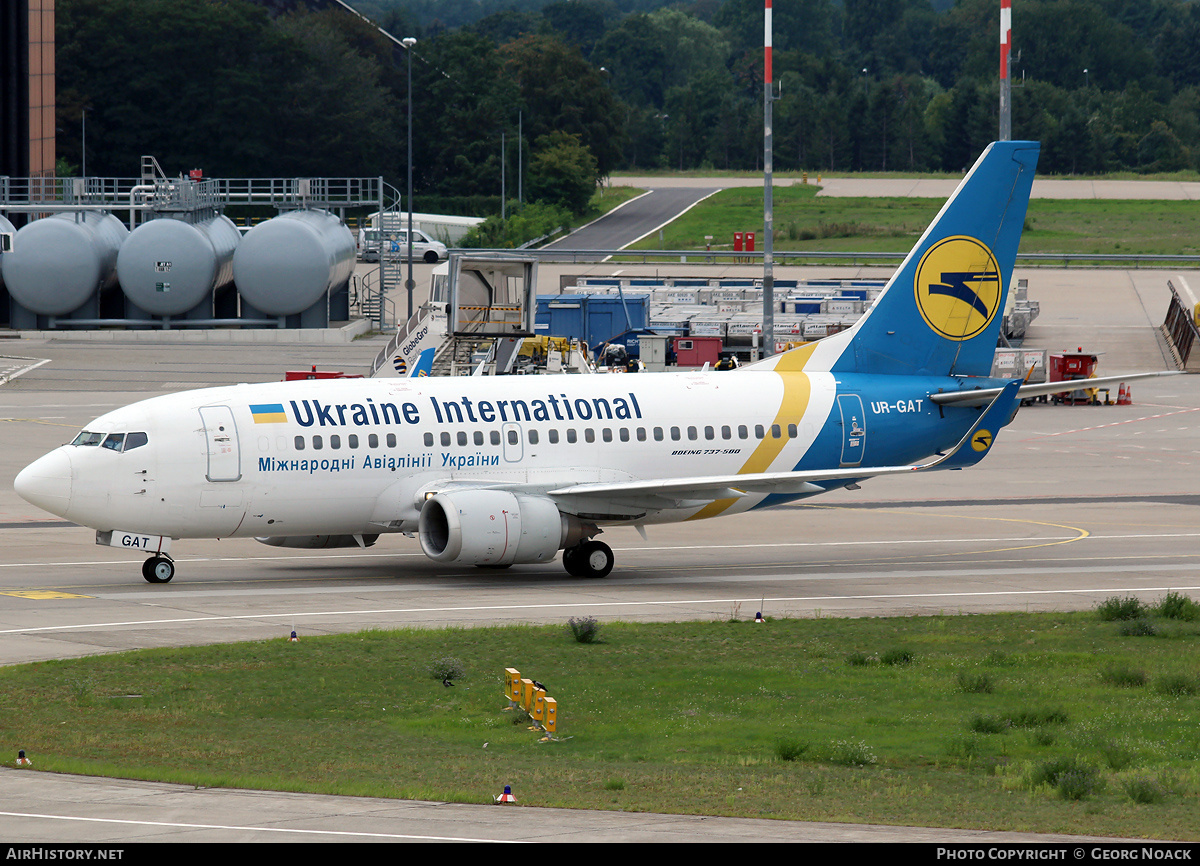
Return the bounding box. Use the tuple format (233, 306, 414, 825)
(81, 107, 90, 178)
(403, 36, 417, 323)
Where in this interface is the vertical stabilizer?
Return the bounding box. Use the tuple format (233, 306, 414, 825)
(757, 141, 1039, 377)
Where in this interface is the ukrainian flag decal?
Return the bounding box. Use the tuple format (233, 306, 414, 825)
(250, 403, 287, 424)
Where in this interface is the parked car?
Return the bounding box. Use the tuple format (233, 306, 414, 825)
(358, 228, 447, 263)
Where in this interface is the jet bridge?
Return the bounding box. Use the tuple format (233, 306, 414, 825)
(449, 253, 538, 338)
(371, 253, 539, 378)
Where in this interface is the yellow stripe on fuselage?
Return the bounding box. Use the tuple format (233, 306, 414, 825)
(688, 351, 816, 521)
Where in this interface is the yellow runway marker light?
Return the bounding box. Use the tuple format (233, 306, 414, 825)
(503, 668, 521, 710)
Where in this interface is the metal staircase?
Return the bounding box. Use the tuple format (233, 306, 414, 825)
(357, 180, 406, 331)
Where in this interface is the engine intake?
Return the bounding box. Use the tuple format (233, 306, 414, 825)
(419, 490, 589, 566)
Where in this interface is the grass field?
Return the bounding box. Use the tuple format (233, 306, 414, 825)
(626, 185, 1200, 257)
(4, 596, 1199, 839)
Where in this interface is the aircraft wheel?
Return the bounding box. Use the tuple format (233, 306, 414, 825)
(142, 556, 175, 584)
(562, 546, 584, 577)
(568, 540, 613, 579)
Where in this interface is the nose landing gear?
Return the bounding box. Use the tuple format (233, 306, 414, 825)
(141, 555, 175, 583)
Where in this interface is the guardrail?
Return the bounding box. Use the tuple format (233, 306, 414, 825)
(461, 248, 1200, 269)
(1, 176, 385, 214)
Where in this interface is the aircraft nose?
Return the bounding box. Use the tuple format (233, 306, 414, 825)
(15, 448, 74, 517)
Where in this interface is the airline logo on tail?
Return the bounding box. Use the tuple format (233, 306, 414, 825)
(914, 236, 1002, 341)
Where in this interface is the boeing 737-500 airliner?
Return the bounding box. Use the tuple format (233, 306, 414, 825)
(12, 141, 1172, 583)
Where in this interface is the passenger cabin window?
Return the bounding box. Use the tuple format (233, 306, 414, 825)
(294, 436, 305, 451)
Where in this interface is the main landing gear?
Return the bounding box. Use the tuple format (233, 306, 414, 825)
(141, 554, 175, 584)
(561, 540, 614, 578)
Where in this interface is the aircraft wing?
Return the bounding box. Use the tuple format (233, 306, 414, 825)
(549, 382, 1022, 513)
(931, 370, 1181, 407)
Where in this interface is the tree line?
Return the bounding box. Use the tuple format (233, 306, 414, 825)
(55, 0, 1200, 220)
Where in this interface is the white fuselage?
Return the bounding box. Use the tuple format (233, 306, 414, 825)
(15, 367, 978, 542)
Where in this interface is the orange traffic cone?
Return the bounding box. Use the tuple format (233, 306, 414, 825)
(1117, 384, 1131, 406)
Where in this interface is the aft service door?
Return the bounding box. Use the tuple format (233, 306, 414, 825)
(837, 394, 866, 467)
(199, 405, 241, 482)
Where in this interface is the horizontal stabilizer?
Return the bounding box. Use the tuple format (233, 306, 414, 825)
(931, 371, 1181, 407)
(929, 380, 1020, 470)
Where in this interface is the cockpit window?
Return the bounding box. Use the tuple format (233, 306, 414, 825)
(74, 431, 148, 452)
(72, 431, 104, 447)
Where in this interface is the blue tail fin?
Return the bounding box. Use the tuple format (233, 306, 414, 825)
(837, 140, 1039, 377)
(751, 142, 1040, 378)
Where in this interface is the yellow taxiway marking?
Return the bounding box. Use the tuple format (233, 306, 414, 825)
(0, 590, 95, 599)
(0, 418, 80, 428)
(797, 505, 1090, 562)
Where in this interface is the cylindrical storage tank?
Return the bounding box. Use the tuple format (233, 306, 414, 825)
(117, 215, 241, 316)
(232, 210, 354, 316)
(0, 212, 128, 316)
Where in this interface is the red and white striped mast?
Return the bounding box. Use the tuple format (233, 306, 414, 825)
(762, 0, 775, 355)
(999, 0, 1012, 140)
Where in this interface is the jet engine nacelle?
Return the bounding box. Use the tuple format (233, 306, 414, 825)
(419, 490, 586, 566)
(255, 534, 380, 549)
